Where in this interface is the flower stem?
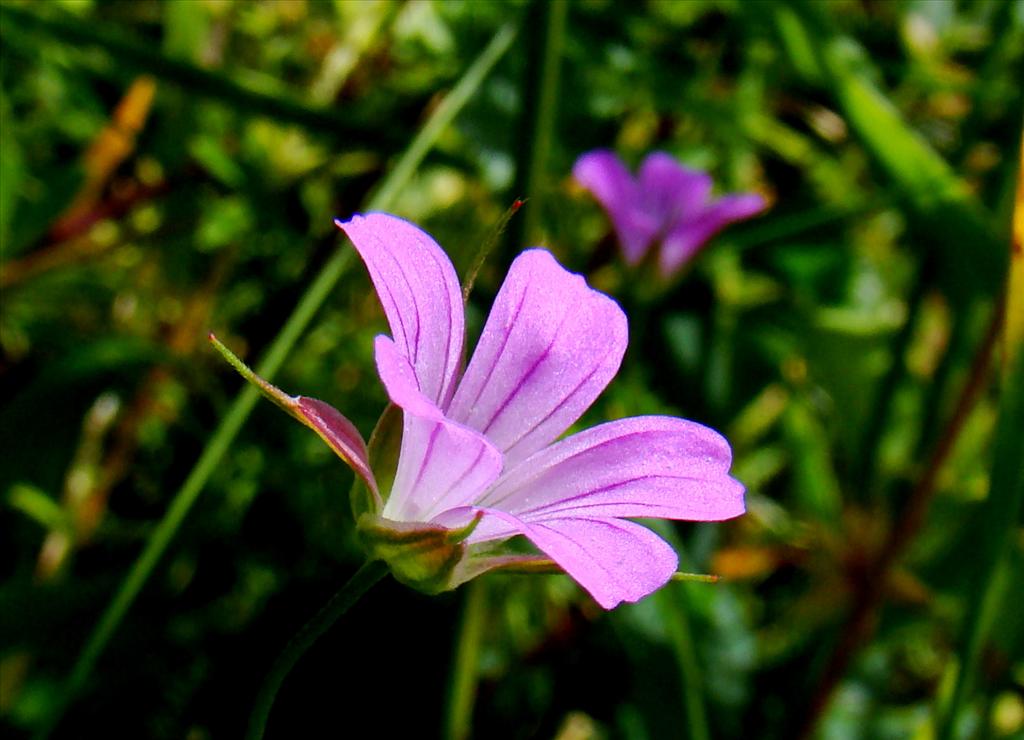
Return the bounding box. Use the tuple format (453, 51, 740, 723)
(510, 0, 567, 248)
(443, 580, 488, 740)
(247, 560, 389, 740)
(656, 584, 710, 740)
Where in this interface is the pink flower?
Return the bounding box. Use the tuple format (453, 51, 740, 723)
(573, 150, 766, 277)
(219, 213, 744, 608)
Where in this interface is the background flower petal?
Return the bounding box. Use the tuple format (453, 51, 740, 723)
(447, 249, 627, 466)
(637, 151, 713, 226)
(659, 193, 766, 276)
(337, 212, 464, 407)
(573, 149, 656, 263)
(477, 416, 745, 521)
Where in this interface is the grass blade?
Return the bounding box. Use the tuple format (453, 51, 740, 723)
(443, 580, 488, 740)
(508, 0, 568, 248)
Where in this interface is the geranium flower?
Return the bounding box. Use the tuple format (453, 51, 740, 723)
(215, 213, 744, 608)
(573, 149, 766, 277)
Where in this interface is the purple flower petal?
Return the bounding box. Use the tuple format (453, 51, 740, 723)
(518, 517, 678, 608)
(384, 413, 504, 523)
(337, 213, 464, 407)
(637, 152, 712, 227)
(374, 335, 503, 522)
(374, 335, 444, 421)
(659, 193, 766, 276)
(447, 249, 628, 466)
(458, 511, 679, 609)
(573, 150, 657, 264)
(478, 416, 745, 522)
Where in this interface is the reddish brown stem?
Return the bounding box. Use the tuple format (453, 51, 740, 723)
(796, 301, 1004, 739)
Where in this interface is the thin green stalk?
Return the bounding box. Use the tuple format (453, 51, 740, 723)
(247, 560, 389, 740)
(367, 24, 517, 211)
(443, 580, 488, 740)
(510, 0, 568, 248)
(656, 584, 711, 740)
(0, 3, 391, 145)
(37, 23, 517, 740)
(650, 521, 712, 740)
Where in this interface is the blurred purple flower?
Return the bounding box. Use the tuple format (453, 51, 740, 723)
(573, 150, 766, 277)
(222, 213, 745, 609)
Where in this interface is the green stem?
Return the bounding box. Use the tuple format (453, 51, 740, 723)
(36, 23, 517, 740)
(648, 521, 712, 740)
(510, 0, 568, 248)
(367, 24, 517, 211)
(247, 560, 389, 740)
(443, 580, 488, 740)
(656, 584, 710, 740)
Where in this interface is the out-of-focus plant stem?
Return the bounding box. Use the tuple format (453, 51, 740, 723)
(443, 580, 488, 740)
(36, 23, 517, 740)
(650, 521, 712, 740)
(796, 301, 1003, 739)
(657, 584, 710, 740)
(937, 134, 1024, 740)
(247, 560, 389, 740)
(509, 0, 567, 248)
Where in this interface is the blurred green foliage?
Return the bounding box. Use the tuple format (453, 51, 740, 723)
(1, 1, 1022, 739)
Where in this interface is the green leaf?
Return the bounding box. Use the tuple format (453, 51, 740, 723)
(0, 87, 24, 254)
(779, 2, 1005, 304)
(6, 483, 69, 533)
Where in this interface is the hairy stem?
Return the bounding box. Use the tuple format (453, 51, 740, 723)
(247, 561, 389, 740)
(443, 580, 488, 740)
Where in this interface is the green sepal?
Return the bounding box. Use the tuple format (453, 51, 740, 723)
(209, 332, 302, 421)
(350, 403, 403, 520)
(210, 333, 380, 504)
(357, 514, 468, 595)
